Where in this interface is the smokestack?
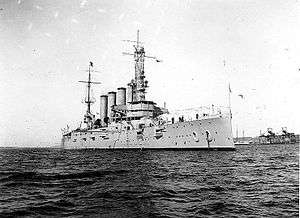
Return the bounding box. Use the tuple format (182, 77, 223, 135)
(117, 87, 126, 105)
(107, 91, 116, 118)
(127, 84, 133, 103)
(100, 95, 108, 122)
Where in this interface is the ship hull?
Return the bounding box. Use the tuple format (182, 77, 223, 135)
(62, 115, 235, 150)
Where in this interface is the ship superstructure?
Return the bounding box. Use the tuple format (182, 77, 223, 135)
(61, 31, 235, 150)
(256, 127, 297, 144)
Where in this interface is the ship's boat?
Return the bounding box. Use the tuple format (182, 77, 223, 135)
(61, 31, 235, 150)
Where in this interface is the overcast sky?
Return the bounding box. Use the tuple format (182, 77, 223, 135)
(0, 0, 299, 146)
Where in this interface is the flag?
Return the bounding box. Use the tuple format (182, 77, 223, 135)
(90, 61, 93, 67)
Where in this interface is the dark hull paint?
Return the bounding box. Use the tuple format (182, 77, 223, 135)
(66, 147, 236, 151)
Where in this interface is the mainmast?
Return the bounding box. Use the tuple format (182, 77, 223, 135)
(79, 62, 101, 128)
(87, 62, 92, 114)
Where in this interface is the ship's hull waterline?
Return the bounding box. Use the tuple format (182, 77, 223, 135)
(62, 115, 235, 150)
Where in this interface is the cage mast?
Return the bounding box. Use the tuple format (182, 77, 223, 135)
(123, 30, 161, 102)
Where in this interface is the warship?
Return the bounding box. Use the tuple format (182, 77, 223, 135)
(256, 127, 297, 144)
(61, 31, 235, 150)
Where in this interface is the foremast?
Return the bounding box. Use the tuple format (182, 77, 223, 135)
(123, 30, 161, 102)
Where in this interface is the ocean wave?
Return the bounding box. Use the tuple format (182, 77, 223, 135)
(0, 144, 298, 217)
(0, 169, 128, 182)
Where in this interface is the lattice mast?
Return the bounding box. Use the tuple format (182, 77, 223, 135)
(123, 30, 161, 102)
(134, 30, 147, 101)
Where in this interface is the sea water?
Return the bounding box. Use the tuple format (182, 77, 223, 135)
(0, 144, 298, 217)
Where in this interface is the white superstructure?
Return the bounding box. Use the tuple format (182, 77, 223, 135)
(61, 31, 235, 150)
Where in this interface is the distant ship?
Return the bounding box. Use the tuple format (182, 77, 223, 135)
(61, 31, 235, 150)
(234, 129, 251, 145)
(256, 127, 297, 144)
